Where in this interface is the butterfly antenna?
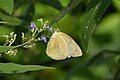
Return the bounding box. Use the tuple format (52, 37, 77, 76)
(55, 22, 60, 32)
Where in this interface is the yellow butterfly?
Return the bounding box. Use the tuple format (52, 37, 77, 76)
(46, 31, 82, 60)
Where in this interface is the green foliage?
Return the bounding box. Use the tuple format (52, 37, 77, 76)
(0, 12, 23, 26)
(0, 0, 14, 15)
(0, 0, 120, 80)
(86, 50, 120, 67)
(81, 0, 112, 50)
(50, 0, 82, 25)
(0, 46, 18, 53)
(0, 63, 55, 74)
(112, 0, 120, 11)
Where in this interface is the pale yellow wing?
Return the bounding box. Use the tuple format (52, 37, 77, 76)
(59, 32, 82, 58)
(46, 32, 68, 60)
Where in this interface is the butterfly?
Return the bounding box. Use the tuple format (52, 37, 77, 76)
(46, 31, 82, 60)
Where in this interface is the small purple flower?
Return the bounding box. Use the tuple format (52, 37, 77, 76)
(47, 26, 52, 32)
(41, 36, 47, 43)
(30, 22, 36, 29)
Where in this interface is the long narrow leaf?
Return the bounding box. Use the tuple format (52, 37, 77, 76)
(0, 63, 55, 74)
(0, 12, 23, 26)
(0, 46, 18, 53)
(81, 0, 112, 50)
(50, 0, 82, 25)
(0, 0, 14, 15)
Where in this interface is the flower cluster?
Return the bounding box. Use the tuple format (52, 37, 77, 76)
(3, 32, 18, 55)
(21, 18, 53, 49)
(3, 32, 17, 46)
(2, 18, 53, 56)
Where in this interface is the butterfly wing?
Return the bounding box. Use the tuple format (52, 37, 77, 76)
(46, 32, 68, 60)
(59, 32, 82, 58)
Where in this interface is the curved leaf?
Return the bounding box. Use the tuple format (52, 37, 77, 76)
(86, 50, 120, 67)
(0, 63, 55, 74)
(0, 12, 23, 26)
(0, 0, 14, 15)
(81, 0, 112, 50)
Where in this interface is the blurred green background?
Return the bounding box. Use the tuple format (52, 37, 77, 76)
(0, 0, 120, 80)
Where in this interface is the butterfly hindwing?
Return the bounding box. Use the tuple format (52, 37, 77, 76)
(59, 32, 82, 58)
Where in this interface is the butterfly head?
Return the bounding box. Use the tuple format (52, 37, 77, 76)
(54, 28, 60, 33)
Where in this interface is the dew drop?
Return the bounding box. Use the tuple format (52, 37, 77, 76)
(86, 26, 88, 29)
(97, 18, 100, 21)
(0, 54, 1, 57)
(84, 36, 86, 39)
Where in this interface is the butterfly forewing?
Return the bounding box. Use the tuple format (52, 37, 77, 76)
(46, 32, 68, 60)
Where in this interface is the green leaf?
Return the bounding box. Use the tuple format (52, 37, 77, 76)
(21, 0, 35, 21)
(0, 12, 23, 26)
(86, 50, 120, 67)
(39, 0, 63, 10)
(81, 0, 112, 50)
(0, 46, 18, 53)
(112, 0, 120, 11)
(0, 63, 55, 74)
(114, 68, 120, 80)
(50, 0, 82, 25)
(114, 58, 120, 80)
(0, 0, 14, 15)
